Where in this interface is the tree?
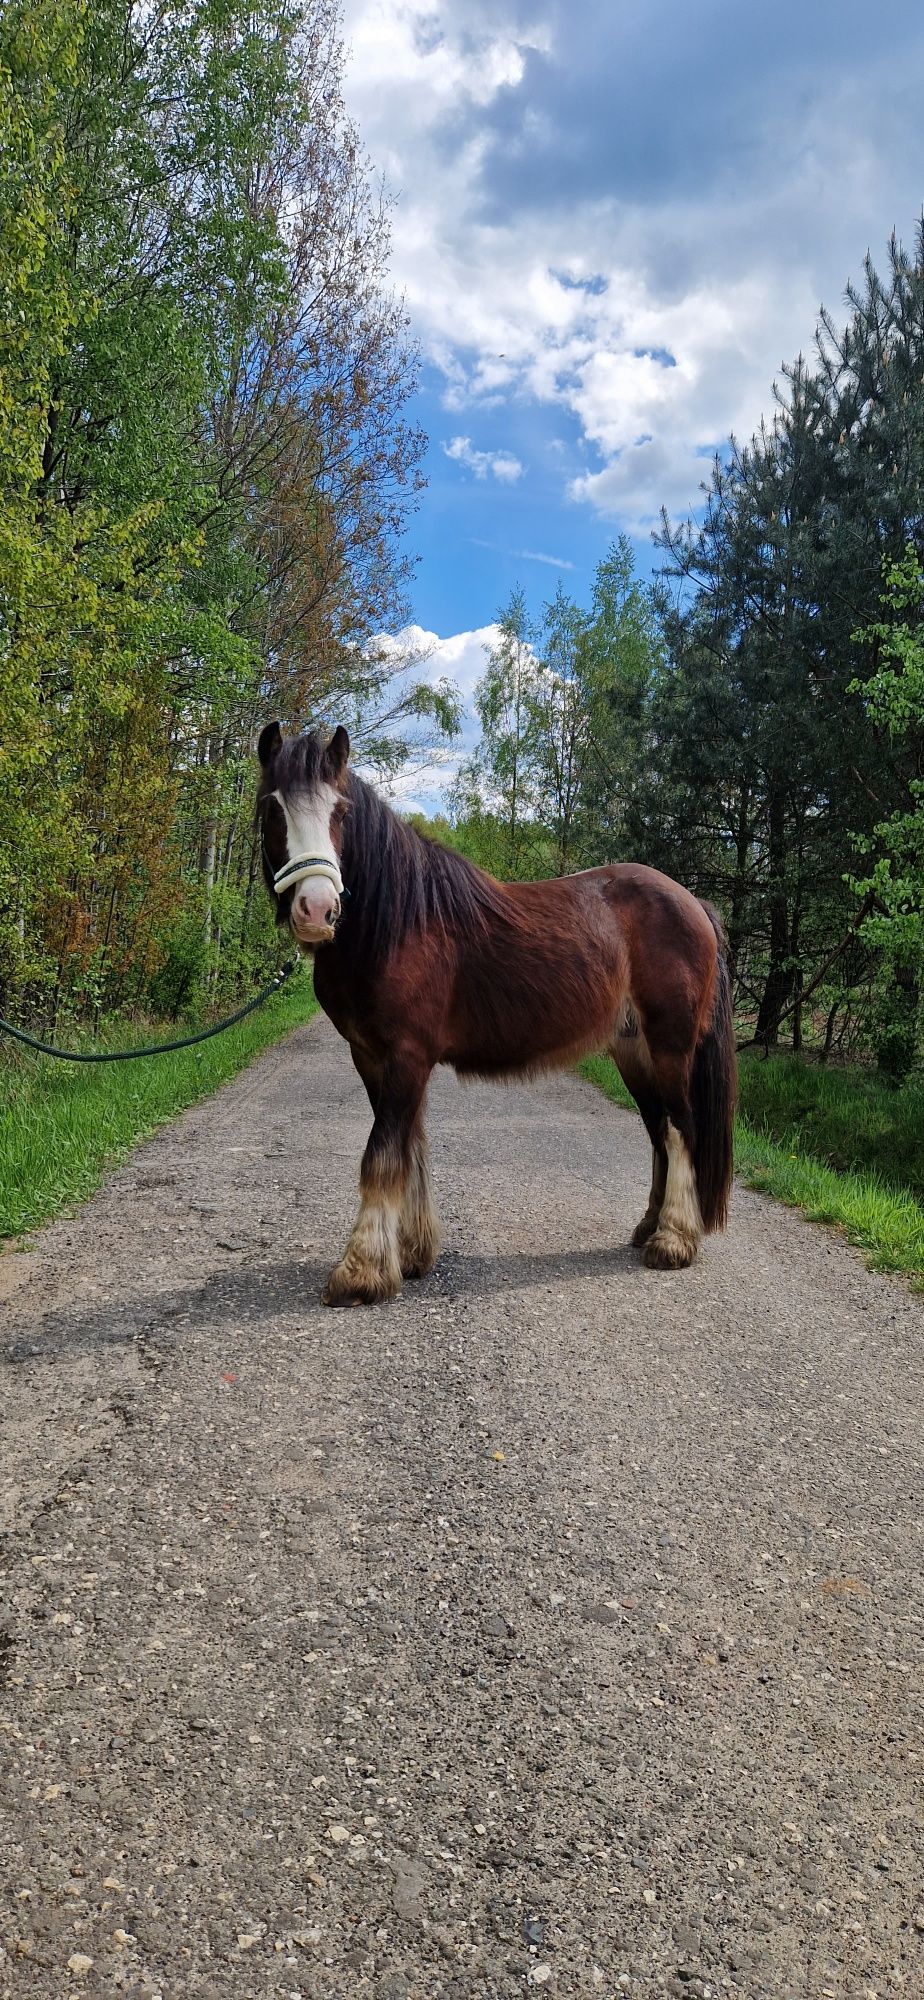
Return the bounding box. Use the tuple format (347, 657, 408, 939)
(453, 544, 662, 879)
(451, 588, 545, 877)
(0, 0, 441, 1022)
(850, 550, 924, 1072)
(560, 537, 663, 871)
(652, 335, 900, 1045)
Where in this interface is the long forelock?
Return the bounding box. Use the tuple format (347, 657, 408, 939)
(268, 731, 334, 807)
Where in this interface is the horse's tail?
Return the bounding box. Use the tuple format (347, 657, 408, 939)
(691, 903, 737, 1234)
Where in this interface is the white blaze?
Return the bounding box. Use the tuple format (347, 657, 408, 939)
(274, 783, 340, 877)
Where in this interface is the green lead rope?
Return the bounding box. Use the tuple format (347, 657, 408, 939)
(0, 959, 300, 1064)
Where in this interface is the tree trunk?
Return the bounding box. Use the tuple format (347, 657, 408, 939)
(755, 786, 791, 1046)
(789, 890, 803, 1053)
(725, 779, 753, 978)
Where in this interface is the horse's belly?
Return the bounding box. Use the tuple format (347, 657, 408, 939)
(444, 958, 618, 1077)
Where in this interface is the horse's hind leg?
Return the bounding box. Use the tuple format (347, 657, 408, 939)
(631, 1140, 667, 1247)
(324, 1052, 430, 1306)
(640, 1050, 702, 1270)
(609, 1017, 668, 1247)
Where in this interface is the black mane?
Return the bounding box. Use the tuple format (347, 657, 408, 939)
(338, 771, 514, 966)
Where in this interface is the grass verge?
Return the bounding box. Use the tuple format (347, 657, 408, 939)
(578, 1051, 924, 1285)
(0, 972, 316, 1240)
(737, 1051, 924, 1198)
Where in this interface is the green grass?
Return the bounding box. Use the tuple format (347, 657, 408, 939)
(0, 973, 317, 1240)
(578, 1050, 924, 1285)
(736, 1052, 924, 1197)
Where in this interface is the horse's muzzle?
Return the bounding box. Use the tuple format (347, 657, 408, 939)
(291, 905, 340, 949)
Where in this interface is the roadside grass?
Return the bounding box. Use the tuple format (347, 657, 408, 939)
(737, 1052, 924, 1198)
(0, 973, 316, 1240)
(578, 1051, 924, 1285)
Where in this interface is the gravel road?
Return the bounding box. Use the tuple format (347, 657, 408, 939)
(1, 1014, 922, 2000)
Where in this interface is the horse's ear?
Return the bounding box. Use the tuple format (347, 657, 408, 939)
(257, 719, 282, 768)
(327, 725, 350, 774)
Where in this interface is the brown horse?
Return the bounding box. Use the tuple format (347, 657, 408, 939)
(257, 721, 736, 1306)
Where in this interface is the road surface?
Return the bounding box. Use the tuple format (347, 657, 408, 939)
(1, 1014, 922, 1999)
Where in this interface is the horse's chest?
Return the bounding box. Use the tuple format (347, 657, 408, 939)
(311, 954, 356, 1039)
(312, 953, 389, 1057)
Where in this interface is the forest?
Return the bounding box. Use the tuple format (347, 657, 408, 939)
(2, 0, 924, 1091)
(0, 0, 454, 1031)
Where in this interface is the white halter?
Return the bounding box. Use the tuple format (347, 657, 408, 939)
(273, 853, 344, 899)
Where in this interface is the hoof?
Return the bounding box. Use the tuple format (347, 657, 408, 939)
(643, 1228, 698, 1271)
(322, 1258, 401, 1307)
(631, 1213, 660, 1248)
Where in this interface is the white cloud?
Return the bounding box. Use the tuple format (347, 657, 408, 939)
(471, 538, 575, 569)
(443, 435, 524, 482)
(369, 620, 499, 810)
(515, 548, 574, 568)
(341, 0, 924, 530)
(393, 620, 499, 701)
(342, 1, 536, 118)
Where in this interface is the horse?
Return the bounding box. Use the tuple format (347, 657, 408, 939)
(256, 721, 736, 1307)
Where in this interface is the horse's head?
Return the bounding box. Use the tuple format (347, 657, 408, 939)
(256, 721, 350, 948)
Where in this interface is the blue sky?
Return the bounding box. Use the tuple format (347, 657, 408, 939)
(340, 0, 924, 799)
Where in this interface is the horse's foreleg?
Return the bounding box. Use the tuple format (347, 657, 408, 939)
(399, 1126, 441, 1279)
(324, 1058, 429, 1307)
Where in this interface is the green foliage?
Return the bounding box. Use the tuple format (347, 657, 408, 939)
(452, 539, 662, 878)
(0, 0, 442, 1031)
(451, 586, 545, 877)
(850, 551, 924, 1071)
(0, 4, 74, 480)
(644, 228, 924, 1055)
(737, 1051, 924, 1197)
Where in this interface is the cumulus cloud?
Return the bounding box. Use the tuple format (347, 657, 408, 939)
(443, 435, 524, 482)
(342, 0, 924, 529)
(395, 620, 499, 702)
(372, 621, 500, 811)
